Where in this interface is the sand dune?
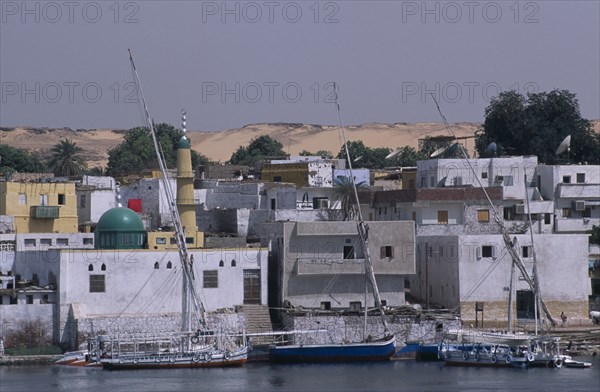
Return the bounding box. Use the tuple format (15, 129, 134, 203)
(1, 120, 598, 168)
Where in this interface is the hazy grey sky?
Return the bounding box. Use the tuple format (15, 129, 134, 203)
(1, 1, 599, 131)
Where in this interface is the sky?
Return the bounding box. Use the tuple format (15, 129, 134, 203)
(1, 1, 599, 131)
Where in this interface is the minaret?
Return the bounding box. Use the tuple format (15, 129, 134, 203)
(176, 109, 197, 233)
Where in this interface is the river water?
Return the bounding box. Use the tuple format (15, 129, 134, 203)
(2, 357, 599, 392)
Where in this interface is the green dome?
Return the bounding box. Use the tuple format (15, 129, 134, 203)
(178, 136, 190, 149)
(95, 207, 146, 249)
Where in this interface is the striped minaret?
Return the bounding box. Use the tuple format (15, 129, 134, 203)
(176, 109, 197, 232)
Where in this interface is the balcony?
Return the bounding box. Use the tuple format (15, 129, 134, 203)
(557, 183, 600, 199)
(30, 206, 60, 219)
(555, 217, 600, 233)
(297, 257, 365, 275)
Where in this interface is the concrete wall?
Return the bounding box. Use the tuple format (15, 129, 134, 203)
(270, 221, 415, 309)
(334, 169, 370, 186)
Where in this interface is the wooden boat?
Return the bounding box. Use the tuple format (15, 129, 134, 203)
(269, 88, 396, 363)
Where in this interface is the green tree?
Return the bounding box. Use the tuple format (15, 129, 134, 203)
(476, 90, 599, 164)
(107, 123, 211, 177)
(47, 139, 87, 177)
(299, 149, 334, 159)
(332, 176, 366, 221)
(386, 146, 428, 167)
(228, 135, 288, 166)
(0, 145, 46, 173)
(337, 141, 391, 169)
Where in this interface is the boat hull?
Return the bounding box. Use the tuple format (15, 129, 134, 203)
(102, 349, 248, 370)
(270, 336, 396, 363)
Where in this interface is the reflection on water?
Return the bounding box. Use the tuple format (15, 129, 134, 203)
(2, 357, 600, 392)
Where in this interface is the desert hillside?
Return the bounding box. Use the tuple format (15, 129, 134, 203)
(1, 120, 599, 169)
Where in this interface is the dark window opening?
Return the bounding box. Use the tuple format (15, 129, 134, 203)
(88, 264, 94, 272)
(576, 173, 585, 183)
(101, 263, 106, 271)
(167, 261, 172, 269)
(231, 259, 236, 267)
(517, 290, 535, 319)
(58, 194, 65, 205)
(482, 245, 493, 258)
(321, 301, 331, 310)
(343, 246, 355, 260)
(380, 246, 394, 258)
(26, 295, 33, 304)
(219, 260, 224, 267)
(89, 275, 105, 293)
(154, 262, 159, 269)
(203, 270, 218, 288)
(562, 176, 571, 183)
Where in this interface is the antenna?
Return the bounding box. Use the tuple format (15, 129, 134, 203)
(555, 135, 571, 163)
(429, 142, 458, 158)
(485, 142, 497, 157)
(385, 149, 401, 160)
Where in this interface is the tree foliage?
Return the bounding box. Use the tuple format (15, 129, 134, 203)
(337, 140, 391, 170)
(0, 145, 47, 173)
(299, 149, 334, 159)
(590, 225, 600, 245)
(47, 139, 87, 177)
(228, 135, 288, 166)
(332, 176, 366, 221)
(106, 123, 211, 177)
(476, 90, 599, 164)
(386, 146, 429, 167)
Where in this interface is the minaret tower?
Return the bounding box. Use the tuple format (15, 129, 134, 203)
(176, 109, 197, 233)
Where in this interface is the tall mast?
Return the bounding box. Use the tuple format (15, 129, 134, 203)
(430, 95, 556, 328)
(334, 85, 388, 332)
(128, 50, 206, 334)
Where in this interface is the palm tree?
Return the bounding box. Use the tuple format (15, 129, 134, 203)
(47, 139, 87, 177)
(332, 176, 366, 221)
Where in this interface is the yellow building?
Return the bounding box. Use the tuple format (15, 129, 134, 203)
(262, 162, 310, 188)
(0, 181, 78, 233)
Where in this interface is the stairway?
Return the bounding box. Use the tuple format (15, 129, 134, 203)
(240, 305, 276, 346)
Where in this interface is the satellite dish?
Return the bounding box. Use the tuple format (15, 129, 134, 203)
(555, 135, 571, 155)
(485, 142, 497, 156)
(430, 142, 457, 158)
(386, 149, 401, 159)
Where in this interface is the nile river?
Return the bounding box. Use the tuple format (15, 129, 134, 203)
(2, 357, 599, 392)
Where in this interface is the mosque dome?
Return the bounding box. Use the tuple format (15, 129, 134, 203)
(95, 207, 146, 249)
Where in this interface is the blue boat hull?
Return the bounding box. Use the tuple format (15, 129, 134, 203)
(270, 336, 396, 362)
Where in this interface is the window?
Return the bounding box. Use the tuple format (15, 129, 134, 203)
(203, 270, 218, 288)
(41, 295, 49, 304)
(167, 261, 173, 269)
(56, 238, 68, 246)
(19, 193, 27, 205)
(219, 260, 224, 267)
(504, 207, 514, 221)
(231, 259, 236, 267)
(270, 199, 276, 210)
(481, 172, 488, 179)
(170, 237, 177, 245)
(24, 239, 36, 247)
(430, 177, 435, 187)
(437, 210, 448, 224)
(562, 208, 571, 218)
(83, 238, 94, 245)
(186, 237, 194, 244)
(562, 176, 571, 184)
(40, 194, 48, 206)
(320, 301, 331, 310)
(156, 237, 166, 245)
(504, 176, 514, 186)
(349, 301, 362, 311)
(154, 262, 159, 269)
(380, 246, 394, 258)
(80, 194, 86, 208)
(481, 245, 493, 258)
(576, 173, 585, 183)
(477, 209, 490, 222)
(26, 295, 34, 304)
(88, 264, 94, 272)
(101, 263, 106, 271)
(412, 211, 417, 221)
(89, 275, 105, 293)
(343, 246, 355, 260)
(40, 238, 52, 246)
(522, 246, 532, 258)
(583, 208, 592, 218)
(420, 177, 426, 187)
(544, 213, 551, 224)
(273, 176, 282, 182)
(58, 194, 65, 205)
